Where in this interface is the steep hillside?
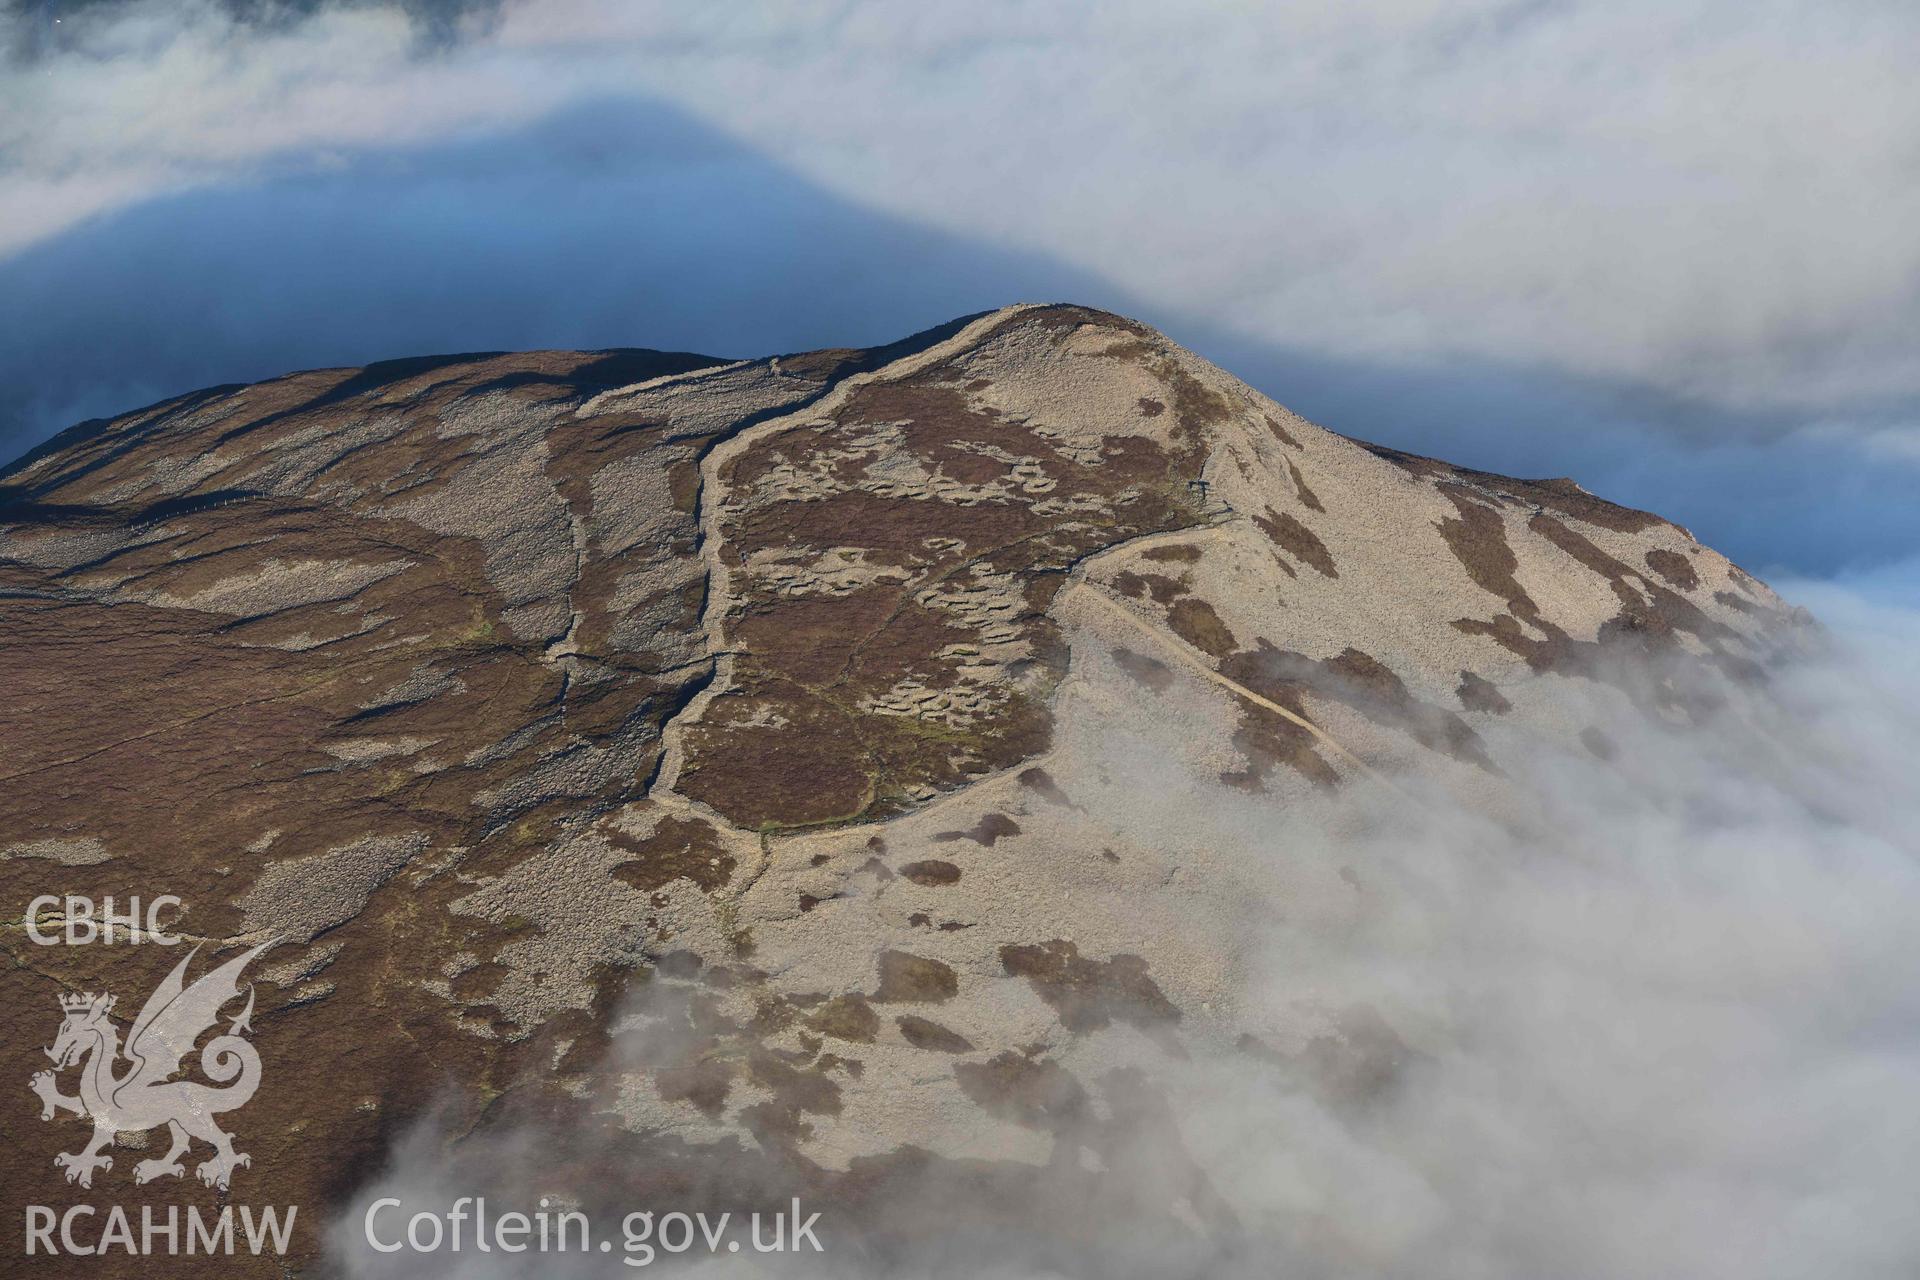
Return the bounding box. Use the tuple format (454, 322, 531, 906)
(0, 305, 1801, 1274)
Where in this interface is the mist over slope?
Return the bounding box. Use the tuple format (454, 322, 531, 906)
(320, 580, 1920, 1280)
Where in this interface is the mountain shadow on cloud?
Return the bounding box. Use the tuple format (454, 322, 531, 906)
(3, 93, 1916, 578)
(0, 95, 1124, 466)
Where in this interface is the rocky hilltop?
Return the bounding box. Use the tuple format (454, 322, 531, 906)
(0, 306, 1798, 1272)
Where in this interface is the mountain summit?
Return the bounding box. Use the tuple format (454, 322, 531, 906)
(0, 305, 1798, 1270)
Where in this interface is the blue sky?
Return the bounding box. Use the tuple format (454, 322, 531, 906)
(4, 1, 1917, 589)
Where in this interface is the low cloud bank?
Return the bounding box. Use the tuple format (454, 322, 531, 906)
(7, 0, 1920, 418)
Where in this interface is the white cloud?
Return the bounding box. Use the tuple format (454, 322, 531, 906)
(0, 2, 562, 249)
(4, 0, 1919, 416)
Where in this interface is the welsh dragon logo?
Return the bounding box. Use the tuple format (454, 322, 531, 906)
(30, 941, 273, 1190)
